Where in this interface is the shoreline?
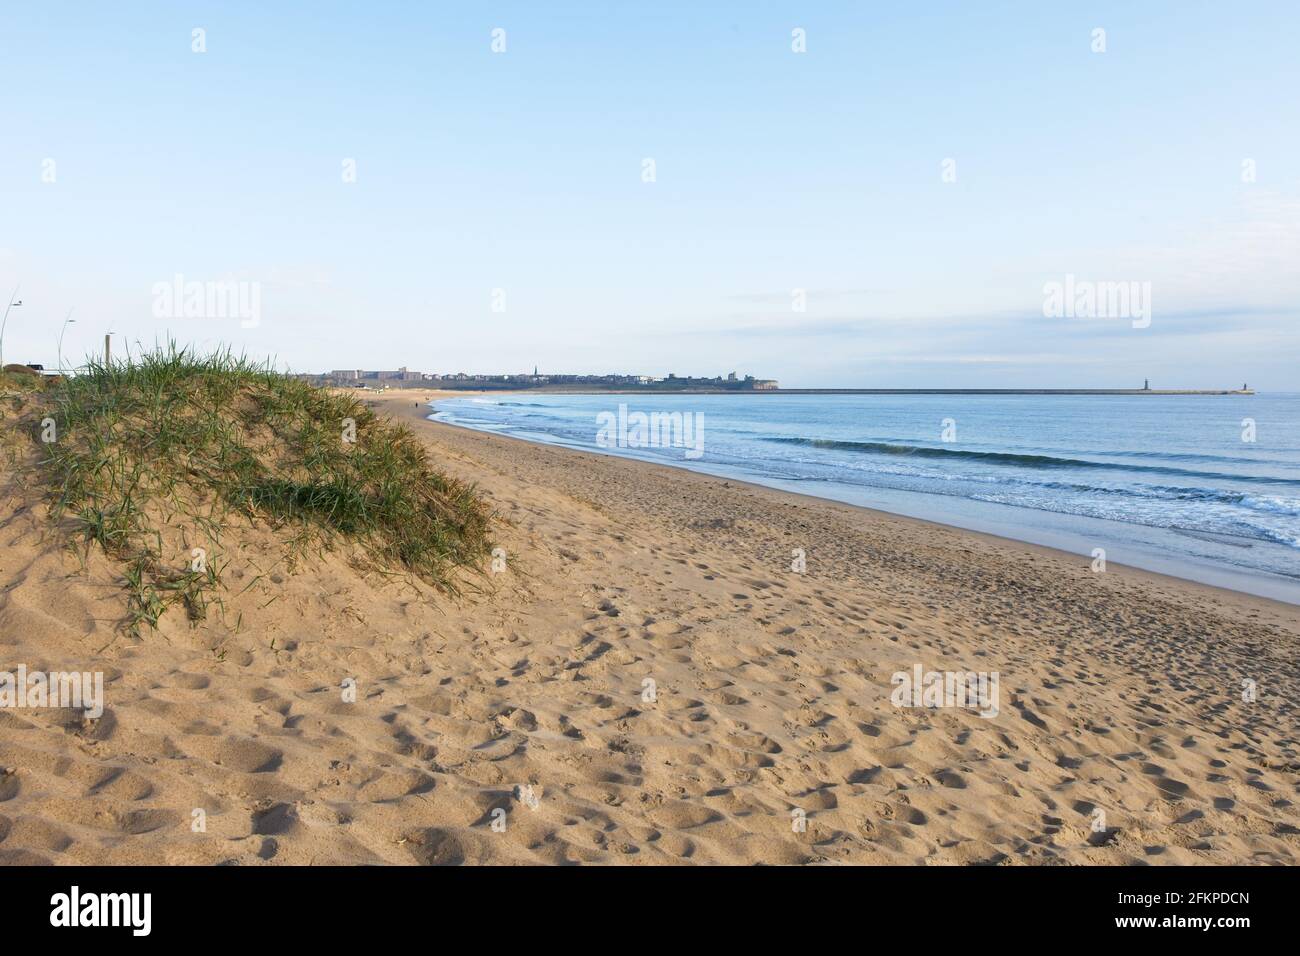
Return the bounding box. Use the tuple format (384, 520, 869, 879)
(379, 389, 1300, 624)
(413, 390, 1299, 608)
(378, 381, 1300, 620)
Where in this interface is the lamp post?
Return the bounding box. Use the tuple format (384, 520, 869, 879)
(58, 310, 76, 375)
(0, 283, 23, 370)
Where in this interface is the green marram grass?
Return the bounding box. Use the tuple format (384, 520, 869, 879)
(17, 345, 493, 635)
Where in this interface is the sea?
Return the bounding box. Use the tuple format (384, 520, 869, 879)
(430, 392, 1300, 603)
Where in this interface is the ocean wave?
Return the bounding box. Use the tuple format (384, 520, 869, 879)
(762, 451, 1300, 515)
(965, 490, 1300, 551)
(1238, 494, 1300, 517)
(763, 436, 1300, 487)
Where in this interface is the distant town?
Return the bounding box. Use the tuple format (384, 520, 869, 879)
(298, 368, 781, 392)
(288, 368, 1255, 397)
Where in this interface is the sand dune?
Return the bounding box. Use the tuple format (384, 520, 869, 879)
(1, 388, 1296, 865)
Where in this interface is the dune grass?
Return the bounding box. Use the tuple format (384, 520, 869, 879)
(13, 344, 493, 635)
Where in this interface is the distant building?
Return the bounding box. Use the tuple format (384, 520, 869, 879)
(307, 366, 777, 391)
(375, 367, 421, 381)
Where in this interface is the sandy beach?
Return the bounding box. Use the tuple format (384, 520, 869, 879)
(1, 387, 1296, 866)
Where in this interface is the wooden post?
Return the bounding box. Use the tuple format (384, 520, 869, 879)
(104, 334, 111, 365)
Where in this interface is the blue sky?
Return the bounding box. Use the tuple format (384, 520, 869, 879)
(2, 1, 1298, 387)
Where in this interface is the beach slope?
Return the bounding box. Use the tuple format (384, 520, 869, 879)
(0, 389, 1296, 865)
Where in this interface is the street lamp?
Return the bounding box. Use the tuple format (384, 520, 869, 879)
(0, 283, 23, 370)
(58, 310, 76, 375)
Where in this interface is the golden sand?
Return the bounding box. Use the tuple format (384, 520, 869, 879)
(0, 389, 1296, 864)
